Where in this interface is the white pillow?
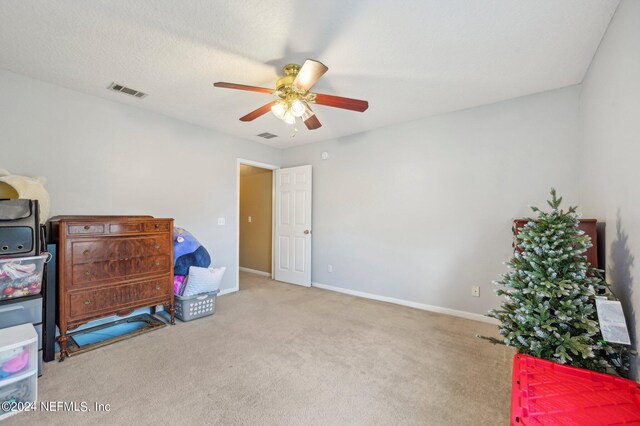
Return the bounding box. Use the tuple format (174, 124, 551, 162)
(183, 266, 226, 297)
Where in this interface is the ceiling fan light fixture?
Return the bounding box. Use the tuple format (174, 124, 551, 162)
(271, 101, 287, 119)
(283, 110, 296, 125)
(290, 99, 306, 117)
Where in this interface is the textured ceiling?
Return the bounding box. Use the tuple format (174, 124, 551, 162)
(0, 0, 618, 148)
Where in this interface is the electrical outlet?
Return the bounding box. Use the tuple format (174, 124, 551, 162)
(248, 216, 252, 223)
(217, 217, 225, 226)
(471, 286, 480, 297)
(327, 264, 333, 273)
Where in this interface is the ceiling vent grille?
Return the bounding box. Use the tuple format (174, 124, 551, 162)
(257, 132, 278, 139)
(108, 82, 147, 98)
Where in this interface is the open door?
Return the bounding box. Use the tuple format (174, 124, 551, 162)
(274, 165, 312, 286)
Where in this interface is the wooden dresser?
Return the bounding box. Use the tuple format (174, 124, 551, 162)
(49, 216, 175, 360)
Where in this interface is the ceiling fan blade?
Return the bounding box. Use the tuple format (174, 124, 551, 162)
(213, 82, 274, 94)
(239, 102, 276, 122)
(304, 114, 322, 130)
(293, 60, 328, 91)
(313, 93, 369, 112)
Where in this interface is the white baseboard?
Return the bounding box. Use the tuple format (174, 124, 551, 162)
(218, 287, 238, 296)
(311, 282, 499, 325)
(239, 267, 271, 277)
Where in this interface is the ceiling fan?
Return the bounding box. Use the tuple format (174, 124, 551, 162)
(213, 59, 368, 131)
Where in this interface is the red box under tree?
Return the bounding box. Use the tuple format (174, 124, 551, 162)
(511, 354, 640, 425)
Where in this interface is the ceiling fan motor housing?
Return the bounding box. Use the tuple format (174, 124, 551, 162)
(276, 64, 301, 93)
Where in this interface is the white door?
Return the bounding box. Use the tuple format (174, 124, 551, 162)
(274, 165, 312, 286)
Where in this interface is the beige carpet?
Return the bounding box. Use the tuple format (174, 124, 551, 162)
(6, 272, 514, 425)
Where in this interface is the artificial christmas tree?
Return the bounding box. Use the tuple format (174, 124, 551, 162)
(483, 189, 630, 377)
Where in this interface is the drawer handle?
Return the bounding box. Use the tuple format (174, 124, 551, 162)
(155, 224, 160, 229)
(85, 270, 91, 276)
(83, 249, 90, 256)
(84, 225, 91, 230)
(155, 284, 161, 290)
(154, 261, 160, 266)
(154, 244, 160, 249)
(84, 300, 91, 305)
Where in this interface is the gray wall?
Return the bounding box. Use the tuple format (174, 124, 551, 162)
(0, 70, 281, 293)
(282, 86, 582, 317)
(579, 0, 640, 380)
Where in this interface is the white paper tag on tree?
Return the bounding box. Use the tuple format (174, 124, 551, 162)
(595, 298, 631, 345)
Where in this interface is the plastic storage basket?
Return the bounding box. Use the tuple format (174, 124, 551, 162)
(174, 289, 219, 322)
(0, 324, 38, 421)
(0, 254, 49, 301)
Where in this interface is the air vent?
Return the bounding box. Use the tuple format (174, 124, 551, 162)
(108, 82, 147, 98)
(257, 132, 278, 139)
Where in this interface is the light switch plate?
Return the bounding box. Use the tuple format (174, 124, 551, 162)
(471, 286, 480, 297)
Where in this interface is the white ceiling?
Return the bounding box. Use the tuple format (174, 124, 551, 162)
(0, 0, 618, 148)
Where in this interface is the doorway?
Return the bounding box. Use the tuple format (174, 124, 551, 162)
(237, 159, 278, 290)
(235, 159, 313, 292)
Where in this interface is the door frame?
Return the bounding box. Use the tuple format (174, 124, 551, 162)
(235, 158, 279, 293)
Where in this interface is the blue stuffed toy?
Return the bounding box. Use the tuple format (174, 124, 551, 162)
(173, 228, 211, 276)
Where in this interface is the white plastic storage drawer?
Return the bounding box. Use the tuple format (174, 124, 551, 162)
(0, 374, 36, 419)
(0, 297, 42, 329)
(0, 324, 38, 421)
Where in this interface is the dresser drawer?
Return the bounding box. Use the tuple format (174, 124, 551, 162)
(68, 278, 171, 318)
(126, 255, 171, 277)
(71, 236, 171, 263)
(71, 239, 126, 263)
(108, 222, 144, 234)
(144, 221, 171, 233)
(71, 260, 126, 287)
(67, 223, 105, 235)
(127, 235, 172, 257)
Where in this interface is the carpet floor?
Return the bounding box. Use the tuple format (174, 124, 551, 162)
(5, 272, 514, 425)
